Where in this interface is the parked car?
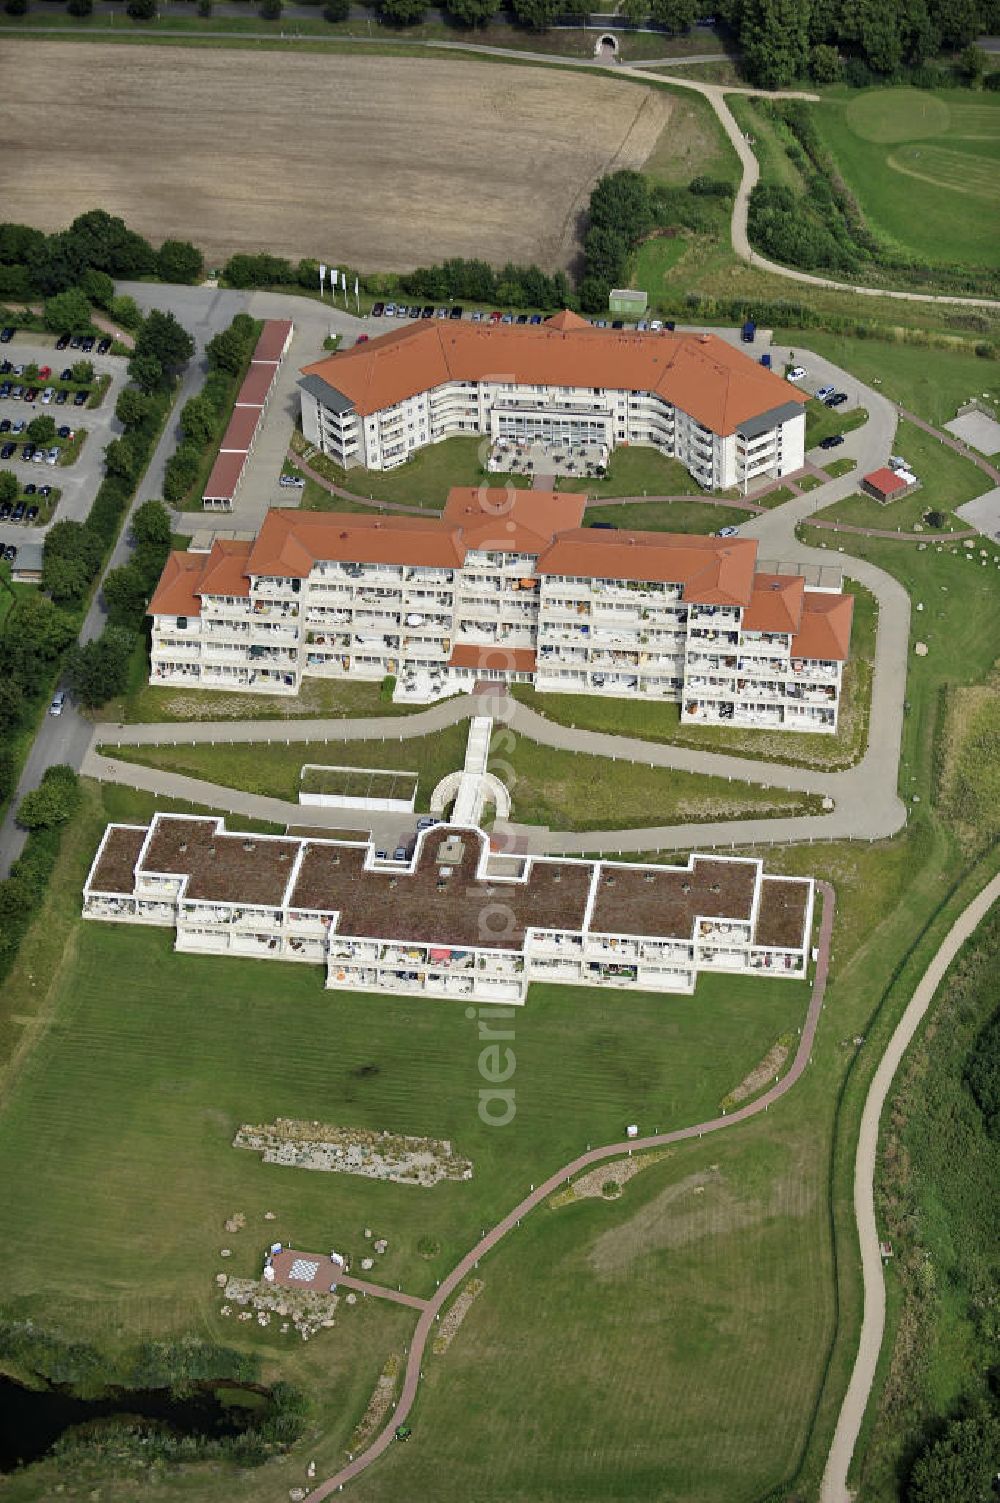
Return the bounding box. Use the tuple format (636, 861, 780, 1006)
(371, 301, 385, 317)
(0, 383, 9, 399)
(0, 442, 12, 462)
(0, 327, 14, 343)
(4, 544, 16, 562)
(489, 311, 503, 324)
(39, 485, 51, 497)
(516, 313, 529, 324)
(0, 501, 10, 518)
(23, 483, 36, 496)
(471, 310, 484, 322)
(55, 333, 71, 350)
(24, 388, 39, 402)
(819, 434, 845, 450)
(356, 333, 369, 344)
(0, 419, 9, 433)
(47, 447, 60, 464)
(421, 305, 434, 319)
(816, 385, 835, 400)
(80, 335, 95, 352)
(11, 420, 25, 435)
(825, 392, 849, 407)
(55, 390, 67, 406)
(393, 846, 408, 861)
(49, 690, 67, 716)
(529, 313, 542, 325)
(57, 426, 72, 439)
(38, 365, 51, 379)
(383, 302, 396, 316)
(449, 306, 462, 320)
(717, 525, 740, 537)
(415, 816, 438, 831)
(435, 307, 448, 319)
(41, 387, 54, 404)
(21, 444, 34, 460)
(12, 503, 25, 521)
(73, 391, 87, 406)
(26, 506, 38, 522)
(69, 336, 83, 350)
(97, 338, 112, 355)
(787, 366, 807, 382)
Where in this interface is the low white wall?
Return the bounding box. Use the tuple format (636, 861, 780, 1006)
(299, 791, 415, 812)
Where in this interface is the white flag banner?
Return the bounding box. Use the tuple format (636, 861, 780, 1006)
(354, 277, 359, 296)
(331, 268, 339, 293)
(340, 271, 347, 290)
(319, 262, 327, 280)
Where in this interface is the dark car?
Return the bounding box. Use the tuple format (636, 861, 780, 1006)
(21, 444, 34, 460)
(57, 426, 72, 439)
(824, 392, 849, 407)
(819, 434, 845, 450)
(421, 305, 434, 319)
(23, 483, 36, 496)
(60, 367, 73, 380)
(529, 313, 543, 324)
(4, 545, 16, 562)
(0, 502, 10, 520)
(24, 388, 38, 403)
(0, 385, 10, 400)
(80, 335, 95, 352)
(26, 506, 38, 522)
(449, 306, 462, 320)
(73, 390, 87, 407)
(0, 443, 13, 461)
(371, 301, 384, 317)
(0, 360, 10, 373)
(55, 390, 68, 406)
(0, 327, 14, 343)
(0, 419, 9, 433)
(69, 335, 83, 350)
(56, 333, 71, 350)
(39, 485, 51, 497)
(12, 504, 25, 522)
(97, 337, 112, 355)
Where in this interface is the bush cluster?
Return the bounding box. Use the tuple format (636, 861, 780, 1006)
(0, 209, 202, 302)
(163, 314, 259, 504)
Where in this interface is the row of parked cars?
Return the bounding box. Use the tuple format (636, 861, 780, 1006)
(0, 481, 51, 525)
(55, 333, 112, 355)
(1, 362, 89, 408)
(368, 304, 678, 333)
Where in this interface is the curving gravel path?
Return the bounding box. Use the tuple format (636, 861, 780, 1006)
(820, 870, 1000, 1503)
(302, 879, 833, 1497)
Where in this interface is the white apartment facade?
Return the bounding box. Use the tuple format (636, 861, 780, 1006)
(83, 815, 816, 1006)
(298, 312, 807, 491)
(148, 499, 853, 733)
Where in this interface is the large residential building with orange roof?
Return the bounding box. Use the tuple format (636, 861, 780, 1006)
(297, 313, 807, 489)
(148, 492, 853, 733)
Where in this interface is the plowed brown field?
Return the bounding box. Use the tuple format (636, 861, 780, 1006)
(1, 42, 672, 271)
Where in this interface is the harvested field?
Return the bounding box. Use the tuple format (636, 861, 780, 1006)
(1, 42, 673, 271)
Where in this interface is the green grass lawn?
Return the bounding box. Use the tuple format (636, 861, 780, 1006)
(822, 457, 857, 478)
(810, 87, 1000, 273)
(783, 331, 1000, 428)
(804, 400, 869, 449)
(293, 433, 530, 511)
(560, 446, 706, 499)
(812, 418, 991, 530)
(102, 724, 822, 829)
(515, 582, 878, 774)
(583, 498, 751, 533)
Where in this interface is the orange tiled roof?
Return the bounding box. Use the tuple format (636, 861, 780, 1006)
(790, 592, 854, 663)
(247, 509, 465, 577)
(449, 645, 537, 673)
(148, 550, 206, 618)
(300, 316, 806, 435)
(536, 529, 758, 604)
(198, 539, 252, 598)
(441, 487, 586, 554)
(743, 573, 805, 635)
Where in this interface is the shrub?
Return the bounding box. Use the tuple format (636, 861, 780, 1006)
(126, 0, 156, 16)
(4, 0, 29, 16)
(323, 0, 349, 16)
(260, 0, 282, 16)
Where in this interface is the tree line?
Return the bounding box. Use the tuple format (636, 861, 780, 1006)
(0, 210, 202, 300)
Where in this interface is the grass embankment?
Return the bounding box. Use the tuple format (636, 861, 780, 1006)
(782, 331, 1000, 428)
(102, 724, 822, 829)
(515, 581, 878, 774)
(583, 498, 751, 532)
(812, 417, 991, 532)
(859, 906, 1000, 1499)
(804, 400, 869, 450)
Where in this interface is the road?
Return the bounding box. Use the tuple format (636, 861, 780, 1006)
(820, 870, 1000, 1503)
(300, 880, 832, 1497)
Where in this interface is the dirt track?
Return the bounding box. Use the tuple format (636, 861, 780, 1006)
(1, 42, 671, 270)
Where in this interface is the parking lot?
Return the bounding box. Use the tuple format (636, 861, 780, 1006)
(0, 330, 128, 562)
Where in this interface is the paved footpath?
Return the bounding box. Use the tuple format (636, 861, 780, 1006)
(820, 869, 1000, 1503)
(303, 881, 833, 1497)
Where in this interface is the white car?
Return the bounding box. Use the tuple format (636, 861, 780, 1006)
(41, 387, 54, 404)
(717, 525, 740, 538)
(49, 690, 67, 716)
(816, 384, 835, 400)
(787, 366, 807, 382)
(649, 319, 663, 331)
